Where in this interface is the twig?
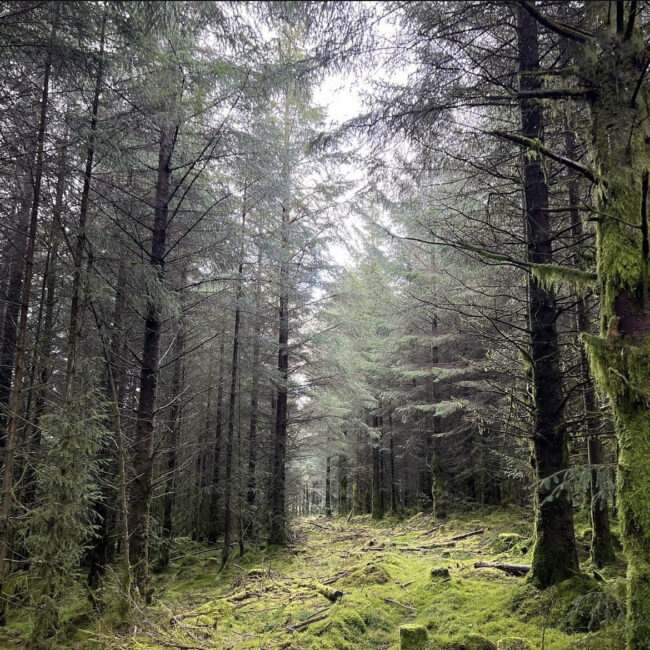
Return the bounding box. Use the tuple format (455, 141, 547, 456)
(381, 596, 415, 611)
(322, 570, 349, 585)
(286, 613, 328, 632)
(450, 529, 485, 541)
(315, 620, 332, 636)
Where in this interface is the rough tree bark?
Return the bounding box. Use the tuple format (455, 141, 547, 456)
(129, 125, 174, 601)
(160, 270, 186, 567)
(576, 3, 650, 643)
(517, 5, 578, 588)
(564, 116, 614, 568)
(208, 338, 225, 542)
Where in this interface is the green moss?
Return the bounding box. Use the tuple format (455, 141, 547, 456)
(399, 624, 428, 649)
(491, 534, 526, 555)
(530, 263, 597, 296)
(9, 508, 628, 649)
(440, 634, 497, 649)
(341, 563, 391, 586)
(496, 638, 532, 650)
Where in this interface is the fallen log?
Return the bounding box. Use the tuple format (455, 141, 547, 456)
(301, 581, 343, 602)
(361, 542, 455, 552)
(450, 529, 485, 541)
(473, 561, 530, 576)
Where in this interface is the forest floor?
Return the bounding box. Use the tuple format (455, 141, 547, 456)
(0, 506, 628, 649)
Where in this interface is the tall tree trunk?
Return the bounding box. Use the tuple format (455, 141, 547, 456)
(22, 208, 60, 509)
(246, 237, 263, 517)
(160, 275, 186, 567)
(0, 5, 59, 624)
(371, 415, 383, 520)
(577, 4, 650, 643)
(129, 125, 174, 601)
(388, 411, 397, 513)
(269, 201, 290, 545)
(194, 372, 213, 540)
(563, 118, 614, 568)
(222, 201, 245, 567)
(338, 454, 348, 516)
(0, 194, 30, 441)
(88, 257, 127, 591)
(64, 8, 105, 399)
(208, 338, 225, 542)
(517, 5, 578, 588)
(325, 456, 332, 517)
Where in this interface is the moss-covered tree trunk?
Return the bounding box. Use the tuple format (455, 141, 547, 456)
(580, 6, 650, 645)
(564, 114, 615, 568)
(518, 5, 579, 588)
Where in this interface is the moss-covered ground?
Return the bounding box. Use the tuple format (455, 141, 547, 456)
(0, 507, 627, 649)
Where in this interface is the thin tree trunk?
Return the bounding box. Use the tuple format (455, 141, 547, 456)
(269, 200, 290, 545)
(325, 456, 332, 517)
(160, 272, 187, 567)
(64, 9, 105, 399)
(208, 339, 225, 542)
(246, 236, 263, 515)
(91, 298, 132, 615)
(338, 454, 348, 516)
(563, 117, 614, 568)
(0, 5, 59, 624)
(129, 125, 174, 601)
(222, 200, 246, 567)
(0, 196, 29, 442)
(517, 5, 578, 588)
(371, 415, 383, 520)
(389, 411, 397, 513)
(88, 257, 127, 591)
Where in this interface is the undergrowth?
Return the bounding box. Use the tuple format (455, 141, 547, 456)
(0, 507, 626, 649)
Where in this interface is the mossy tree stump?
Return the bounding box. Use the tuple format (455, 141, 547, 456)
(400, 624, 428, 650)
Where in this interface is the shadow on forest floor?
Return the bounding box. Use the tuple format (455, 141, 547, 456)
(0, 506, 628, 649)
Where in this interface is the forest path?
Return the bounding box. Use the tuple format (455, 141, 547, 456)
(86, 507, 614, 650)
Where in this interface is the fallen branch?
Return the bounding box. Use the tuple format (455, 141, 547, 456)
(473, 561, 530, 576)
(315, 620, 332, 636)
(450, 529, 485, 541)
(322, 570, 349, 585)
(286, 613, 328, 632)
(381, 596, 415, 611)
